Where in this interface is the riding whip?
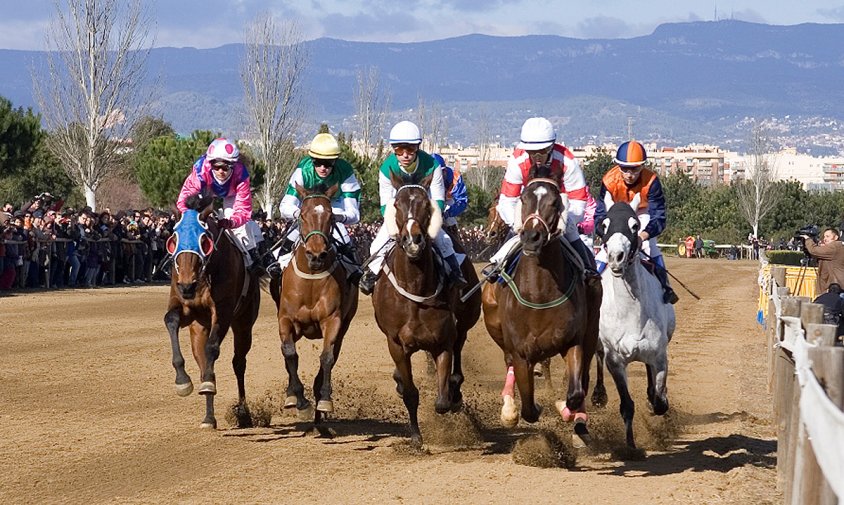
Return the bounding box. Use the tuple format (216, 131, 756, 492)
(640, 250, 701, 300)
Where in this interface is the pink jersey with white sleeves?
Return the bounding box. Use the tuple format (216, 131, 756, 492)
(176, 155, 253, 228)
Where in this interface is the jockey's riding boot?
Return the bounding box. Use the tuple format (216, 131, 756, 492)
(278, 238, 295, 255)
(572, 238, 600, 278)
(445, 254, 468, 289)
(359, 269, 379, 295)
(654, 264, 679, 304)
(338, 242, 359, 264)
(247, 248, 265, 275)
(348, 269, 363, 286)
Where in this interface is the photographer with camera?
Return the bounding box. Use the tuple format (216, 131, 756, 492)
(799, 226, 844, 296)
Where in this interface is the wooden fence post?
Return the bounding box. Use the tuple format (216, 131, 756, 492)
(792, 344, 844, 505)
(776, 296, 801, 492)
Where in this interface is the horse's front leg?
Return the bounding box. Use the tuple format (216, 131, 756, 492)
(387, 337, 421, 447)
(449, 329, 467, 409)
(562, 343, 586, 414)
(279, 317, 310, 412)
(164, 306, 192, 396)
(189, 322, 216, 429)
(605, 350, 637, 448)
(513, 356, 541, 423)
(591, 341, 608, 408)
(648, 356, 670, 416)
(314, 315, 344, 422)
(433, 348, 453, 414)
(199, 315, 229, 395)
(230, 318, 255, 428)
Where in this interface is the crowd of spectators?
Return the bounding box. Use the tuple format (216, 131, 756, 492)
(2, 197, 502, 293)
(1, 194, 174, 291)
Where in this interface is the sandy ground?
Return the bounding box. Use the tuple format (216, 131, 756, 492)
(0, 258, 777, 505)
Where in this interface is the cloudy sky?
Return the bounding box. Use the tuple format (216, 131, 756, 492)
(1, 0, 842, 50)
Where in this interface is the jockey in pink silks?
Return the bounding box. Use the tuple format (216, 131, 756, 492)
(176, 138, 265, 271)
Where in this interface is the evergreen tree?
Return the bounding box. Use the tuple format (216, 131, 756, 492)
(0, 96, 43, 176)
(133, 130, 216, 208)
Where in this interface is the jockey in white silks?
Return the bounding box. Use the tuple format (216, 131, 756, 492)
(275, 133, 362, 274)
(488, 117, 597, 274)
(357, 120, 467, 295)
(176, 137, 264, 272)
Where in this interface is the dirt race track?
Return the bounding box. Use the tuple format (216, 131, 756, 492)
(0, 258, 778, 504)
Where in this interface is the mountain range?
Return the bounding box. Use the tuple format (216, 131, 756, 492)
(3, 20, 844, 152)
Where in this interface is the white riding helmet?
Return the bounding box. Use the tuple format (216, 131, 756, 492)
(308, 133, 341, 159)
(206, 138, 240, 163)
(517, 117, 556, 151)
(389, 121, 422, 145)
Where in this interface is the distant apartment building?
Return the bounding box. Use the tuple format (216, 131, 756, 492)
(392, 141, 844, 192)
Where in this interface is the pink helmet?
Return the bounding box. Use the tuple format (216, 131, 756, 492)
(206, 138, 239, 163)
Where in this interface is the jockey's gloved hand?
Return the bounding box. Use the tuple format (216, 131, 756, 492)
(217, 218, 233, 229)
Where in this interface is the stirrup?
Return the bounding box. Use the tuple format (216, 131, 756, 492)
(663, 288, 679, 305)
(359, 271, 378, 295)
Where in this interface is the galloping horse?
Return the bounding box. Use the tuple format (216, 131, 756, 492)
(163, 193, 260, 429)
(269, 184, 359, 423)
(598, 194, 675, 448)
(483, 197, 509, 249)
(482, 165, 601, 441)
(372, 172, 480, 447)
(483, 199, 553, 387)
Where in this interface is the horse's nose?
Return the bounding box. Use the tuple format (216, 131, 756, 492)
(178, 282, 198, 299)
(521, 229, 541, 246)
(412, 233, 423, 245)
(612, 251, 625, 264)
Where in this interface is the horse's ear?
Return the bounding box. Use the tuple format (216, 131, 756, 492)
(389, 170, 404, 190)
(418, 172, 434, 189)
(295, 183, 310, 200)
(427, 201, 443, 239)
(603, 191, 615, 211)
(526, 164, 538, 182)
(325, 183, 339, 200)
(199, 206, 215, 221)
(384, 200, 400, 237)
(630, 193, 641, 211)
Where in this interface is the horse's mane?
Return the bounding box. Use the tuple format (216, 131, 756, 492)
(183, 192, 214, 211)
(527, 163, 561, 183)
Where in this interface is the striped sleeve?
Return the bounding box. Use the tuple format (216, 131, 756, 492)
(279, 167, 305, 220)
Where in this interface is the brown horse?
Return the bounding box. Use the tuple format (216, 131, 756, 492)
(483, 197, 554, 387)
(163, 193, 260, 429)
(372, 172, 480, 447)
(269, 184, 359, 424)
(481, 166, 601, 443)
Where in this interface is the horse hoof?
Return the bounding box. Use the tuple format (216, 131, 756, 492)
(500, 395, 519, 428)
(298, 404, 314, 421)
(316, 400, 334, 413)
(174, 381, 193, 397)
(573, 416, 591, 448)
(198, 382, 216, 395)
(556, 400, 573, 422)
(283, 395, 298, 409)
(199, 421, 217, 430)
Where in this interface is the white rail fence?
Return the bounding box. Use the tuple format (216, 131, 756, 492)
(764, 266, 844, 505)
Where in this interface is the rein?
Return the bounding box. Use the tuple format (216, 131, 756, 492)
(386, 183, 447, 304)
(500, 261, 577, 310)
(292, 193, 338, 279)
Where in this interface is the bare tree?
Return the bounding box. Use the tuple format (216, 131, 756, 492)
(735, 120, 780, 239)
(242, 14, 308, 219)
(33, 0, 153, 210)
(416, 97, 447, 153)
(463, 108, 502, 193)
(353, 66, 391, 159)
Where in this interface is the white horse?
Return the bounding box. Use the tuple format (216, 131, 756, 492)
(598, 193, 675, 448)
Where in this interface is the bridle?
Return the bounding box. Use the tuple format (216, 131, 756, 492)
(521, 177, 562, 248)
(297, 193, 335, 252)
